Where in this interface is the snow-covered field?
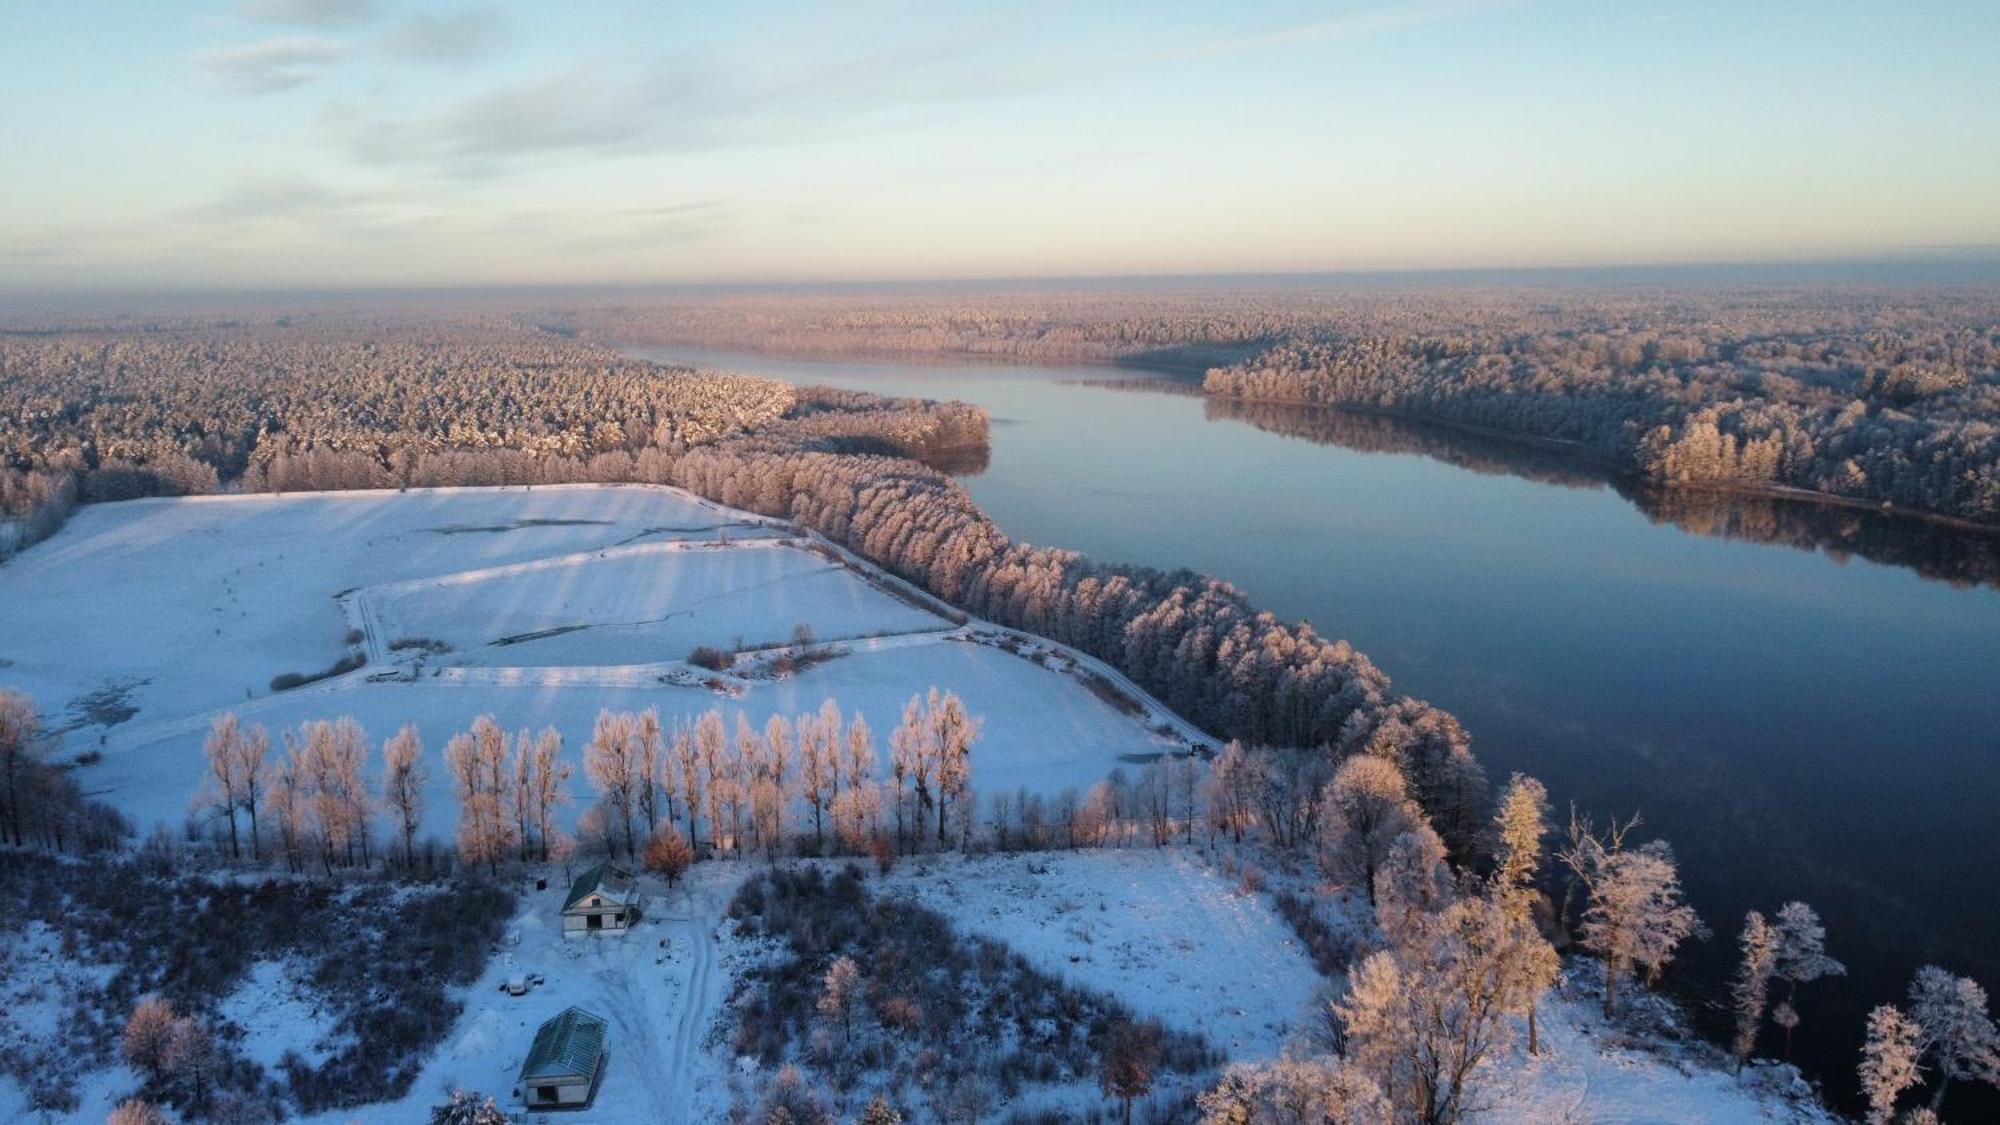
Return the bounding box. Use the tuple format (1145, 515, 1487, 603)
(881, 850, 1322, 1063)
(0, 485, 1190, 841)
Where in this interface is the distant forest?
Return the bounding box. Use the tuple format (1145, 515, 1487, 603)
(562, 288, 2000, 526)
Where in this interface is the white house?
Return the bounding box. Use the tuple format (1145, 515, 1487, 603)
(561, 862, 638, 936)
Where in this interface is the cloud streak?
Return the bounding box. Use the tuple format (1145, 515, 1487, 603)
(237, 0, 377, 29)
(387, 6, 507, 63)
(200, 37, 345, 93)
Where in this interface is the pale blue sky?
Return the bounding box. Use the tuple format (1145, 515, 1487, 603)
(2, 0, 1995, 289)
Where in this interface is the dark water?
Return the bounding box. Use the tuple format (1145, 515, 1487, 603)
(637, 346, 2000, 1107)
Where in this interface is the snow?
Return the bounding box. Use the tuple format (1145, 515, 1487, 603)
(1476, 986, 1838, 1124)
(879, 849, 1323, 1062)
(0, 485, 1189, 843)
(216, 960, 349, 1072)
(0, 485, 775, 735)
(299, 864, 751, 1124)
(366, 538, 946, 667)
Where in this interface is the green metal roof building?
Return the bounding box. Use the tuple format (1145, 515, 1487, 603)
(518, 1006, 608, 1111)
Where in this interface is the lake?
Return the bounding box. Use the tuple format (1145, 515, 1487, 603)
(633, 345, 2000, 1102)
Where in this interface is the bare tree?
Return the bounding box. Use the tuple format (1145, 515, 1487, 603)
(0, 689, 43, 848)
(1098, 1019, 1161, 1125)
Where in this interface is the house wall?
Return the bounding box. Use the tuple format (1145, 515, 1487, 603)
(562, 909, 629, 935)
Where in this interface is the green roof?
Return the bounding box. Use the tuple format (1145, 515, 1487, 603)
(561, 861, 634, 912)
(520, 1007, 607, 1083)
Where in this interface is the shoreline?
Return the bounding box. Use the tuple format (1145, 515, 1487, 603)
(610, 335, 2000, 540)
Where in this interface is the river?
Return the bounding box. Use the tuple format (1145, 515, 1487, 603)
(632, 345, 2000, 1105)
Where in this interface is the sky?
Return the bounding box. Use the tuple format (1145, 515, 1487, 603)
(1, 0, 1997, 290)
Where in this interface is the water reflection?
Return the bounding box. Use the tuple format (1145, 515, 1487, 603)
(1203, 397, 2000, 590)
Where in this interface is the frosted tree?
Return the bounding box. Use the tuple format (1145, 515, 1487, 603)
(635, 707, 666, 834)
(197, 713, 250, 859)
(1490, 773, 1548, 906)
(528, 726, 569, 862)
(1372, 825, 1452, 948)
(585, 710, 639, 858)
(673, 720, 702, 849)
(692, 709, 735, 857)
(1858, 1004, 1921, 1125)
(816, 954, 862, 1044)
(832, 710, 879, 849)
(927, 688, 979, 846)
(1907, 965, 2000, 1111)
(164, 1015, 217, 1113)
(857, 1095, 902, 1125)
(445, 717, 515, 876)
(1730, 911, 1777, 1070)
(381, 724, 426, 869)
(643, 820, 693, 886)
(1771, 901, 1844, 1057)
(1557, 811, 1704, 1017)
(757, 713, 792, 855)
(270, 747, 307, 873)
(107, 1100, 169, 1125)
(231, 720, 270, 860)
(1204, 739, 1257, 844)
(889, 695, 928, 850)
(297, 717, 372, 871)
(798, 701, 838, 851)
(1322, 753, 1423, 905)
(1338, 895, 1557, 1123)
(1197, 1057, 1391, 1125)
(122, 996, 179, 1082)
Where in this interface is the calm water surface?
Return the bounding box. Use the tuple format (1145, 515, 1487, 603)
(638, 346, 2000, 1098)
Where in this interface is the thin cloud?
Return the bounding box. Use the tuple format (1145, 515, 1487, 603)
(237, 0, 377, 28)
(1171, 0, 1522, 60)
(200, 37, 346, 94)
(387, 6, 507, 63)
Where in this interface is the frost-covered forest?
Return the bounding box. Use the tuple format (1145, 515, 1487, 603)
(556, 287, 2000, 525)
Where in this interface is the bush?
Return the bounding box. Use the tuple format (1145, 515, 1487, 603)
(689, 645, 735, 670)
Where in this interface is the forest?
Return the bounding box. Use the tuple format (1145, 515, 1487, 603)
(547, 287, 2000, 526)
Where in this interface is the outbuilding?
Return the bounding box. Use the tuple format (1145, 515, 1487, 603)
(561, 861, 638, 936)
(518, 1006, 608, 1111)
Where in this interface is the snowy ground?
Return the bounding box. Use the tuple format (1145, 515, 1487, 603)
(0, 485, 1193, 842)
(300, 864, 750, 1125)
(1478, 983, 1838, 1124)
(879, 849, 1322, 1063)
